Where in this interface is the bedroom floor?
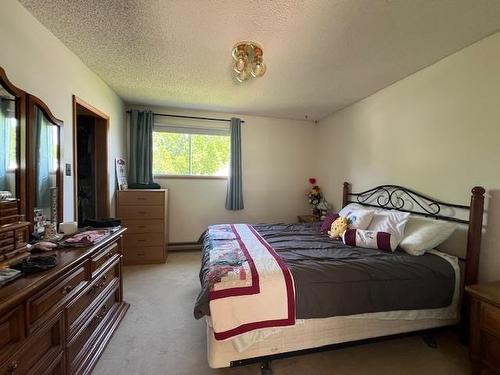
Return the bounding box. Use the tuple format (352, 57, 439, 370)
(92, 252, 471, 375)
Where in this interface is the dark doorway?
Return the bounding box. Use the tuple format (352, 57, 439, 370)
(72, 96, 109, 225)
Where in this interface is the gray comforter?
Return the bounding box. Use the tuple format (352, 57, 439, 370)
(194, 223, 455, 320)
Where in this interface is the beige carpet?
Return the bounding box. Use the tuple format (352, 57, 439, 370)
(92, 252, 471, 375)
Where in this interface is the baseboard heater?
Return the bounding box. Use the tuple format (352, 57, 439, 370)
(168, 242, 201, 251)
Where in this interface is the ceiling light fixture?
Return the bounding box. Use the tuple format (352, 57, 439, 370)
(231, 41, 266, 82)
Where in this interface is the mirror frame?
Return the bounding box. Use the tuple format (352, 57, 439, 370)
(0, 67, 26, 215)
(26, 94, 63, 227)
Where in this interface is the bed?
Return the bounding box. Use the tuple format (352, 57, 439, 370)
(194, 182, 485, 370)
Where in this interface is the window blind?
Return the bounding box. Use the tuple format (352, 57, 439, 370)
(153, 116, 230, 136)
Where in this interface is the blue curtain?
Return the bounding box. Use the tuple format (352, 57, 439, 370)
(129, 110, 154, 184)
(0, 98, 10, 190)
(0, 99, 9, 190)
(35, 108, 53, 208)
(225, 117, 244, 210)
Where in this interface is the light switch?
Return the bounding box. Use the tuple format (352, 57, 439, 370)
(65, 163, 72, 176)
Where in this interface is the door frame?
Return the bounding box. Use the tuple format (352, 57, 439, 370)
(72, 95, 110, 222)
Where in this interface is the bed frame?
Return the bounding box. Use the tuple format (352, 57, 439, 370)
(342, 182, 485, 286)
(229, 182, 486, 374)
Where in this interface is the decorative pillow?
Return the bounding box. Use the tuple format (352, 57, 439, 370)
(338, 204, 374, 230)
(399, 216, 457, 256)
(366, 209, 410, 248)
(342, 229, 397, 252)
(320, 212, 339, 233)
(328, 217, 349, 239)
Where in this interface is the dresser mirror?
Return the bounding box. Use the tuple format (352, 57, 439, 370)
(0, 67, 25, 209)
(27, 95, 63, 232)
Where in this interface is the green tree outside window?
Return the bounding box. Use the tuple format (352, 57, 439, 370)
(153, 131, 230, 176)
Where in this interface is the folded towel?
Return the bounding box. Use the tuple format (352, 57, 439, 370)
(0, 268, 21, 286)
(11, 255, 57, 274)
(64, 230, 108, 245)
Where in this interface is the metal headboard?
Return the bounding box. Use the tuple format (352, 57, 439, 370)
(343, 184, 470, 224)
(341, 182, 485, 286)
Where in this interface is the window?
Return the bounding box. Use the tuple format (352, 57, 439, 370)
(152, 119, 230, 177)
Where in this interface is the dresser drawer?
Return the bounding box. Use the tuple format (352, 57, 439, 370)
(67, 286, 119, 370)
(124, 233, 164, 247)
(91, 242, 120, 277)
(14, 228, 28, 249)
(481, 333, 500, 371)
(0, 215, 21, 226)
(0, 200, 17, 210)
(121, 219, 164, 234)
(482, 303, 500, 337)
(118, 205, 164, 220)
(118, 191, 164, 206)
(26, 351, 64, 375)
(0, 306, 25, 359)
(0, 232, 13, 241)
(28, 263, 88, 329)
(0, 244, 14, 256)
(0, 207, 18, 217)
(0, 237, 14, 248)
(0, 313, 63, 375)
(124, 246, 165, 264)
(66, 259, 120, 337)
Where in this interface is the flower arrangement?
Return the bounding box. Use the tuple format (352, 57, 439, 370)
(307, 178, 331, 219)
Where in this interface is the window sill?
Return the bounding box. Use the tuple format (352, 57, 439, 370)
(154, 174, 228, 180)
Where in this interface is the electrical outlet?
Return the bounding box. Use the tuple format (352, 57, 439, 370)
(65, 163, 72, 176)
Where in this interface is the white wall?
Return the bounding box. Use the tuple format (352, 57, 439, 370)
(317, 31, 500, 282)
(0, 0, 126, 219)
(129, 106, 318, 243)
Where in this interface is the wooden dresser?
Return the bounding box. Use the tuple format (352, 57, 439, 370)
(117, 189, 168, 265)
(466, 281, 500, 374)
(0, 229, 129, 375)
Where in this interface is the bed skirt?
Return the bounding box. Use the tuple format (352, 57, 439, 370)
(206, 313, 459, 368)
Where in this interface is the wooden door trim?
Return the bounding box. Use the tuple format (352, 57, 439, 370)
(72, 95, 110, 222)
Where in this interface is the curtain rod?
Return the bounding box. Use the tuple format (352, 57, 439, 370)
(126, 110, 245, 123)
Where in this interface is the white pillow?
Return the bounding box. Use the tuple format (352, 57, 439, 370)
(338, 204, 374, 230)
(399, 216, 457, 256)
(367, 209, 410, 248)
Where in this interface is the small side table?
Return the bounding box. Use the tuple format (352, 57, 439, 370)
(465, 281, 500, 375)
(297, 215, 320, 223)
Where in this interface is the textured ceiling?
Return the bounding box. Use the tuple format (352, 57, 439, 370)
(19, 0, 500, 121)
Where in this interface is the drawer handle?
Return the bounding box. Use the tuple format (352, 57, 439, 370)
(137, 211, 146, 215)
(62, 285, 74, 295)
(7, 360, 18, 374)
(137, 239, 146, 242)
(90, 275, 108, 293)
(136, 197, 146, 200)
(96, 304, 108, 320)
(137, 225, 146, 229)
(97, 275, 108, 289)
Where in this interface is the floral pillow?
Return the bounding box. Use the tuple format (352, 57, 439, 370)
(338, 204, 374, 230)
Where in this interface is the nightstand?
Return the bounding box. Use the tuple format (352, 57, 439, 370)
(465, 281, 500, 374)
(297, 215, 320, 223)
